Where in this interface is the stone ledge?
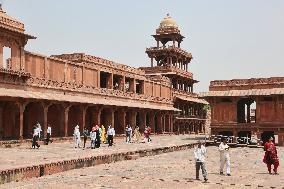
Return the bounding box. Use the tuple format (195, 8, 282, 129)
(0, 143, 197, 185)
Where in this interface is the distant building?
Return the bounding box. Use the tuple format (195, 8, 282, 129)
(201, 77, 284, 145)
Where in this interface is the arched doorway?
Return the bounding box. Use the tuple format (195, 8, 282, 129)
(47, 104, 64, 137)
(1, 101, 19, 140)
(237, 98, 256, 123)
(68, 105, 83, 136)
(24, 102, 44, 139)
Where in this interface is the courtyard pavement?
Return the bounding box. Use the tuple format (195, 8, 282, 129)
(1, 145, 283, 189)
(0, 134, 201, 170)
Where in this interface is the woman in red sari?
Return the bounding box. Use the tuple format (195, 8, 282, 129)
(263, 137, 279, 175)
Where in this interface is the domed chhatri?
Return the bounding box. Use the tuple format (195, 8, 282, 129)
(0, 4, 25, 33)
(159, 13, 178, 29)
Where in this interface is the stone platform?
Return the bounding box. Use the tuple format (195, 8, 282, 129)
(0, 135, 201, 184)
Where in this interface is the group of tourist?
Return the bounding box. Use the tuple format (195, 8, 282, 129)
(194, 137, 279, 182)
(125, 125, 152, 143)
(31, 122, 153, 150)
(32, 123, 53, 149)
(73, 125, 115, 148)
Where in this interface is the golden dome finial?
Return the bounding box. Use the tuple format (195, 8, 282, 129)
(159, 14, 178, 28)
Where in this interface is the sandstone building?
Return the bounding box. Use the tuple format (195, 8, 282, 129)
(202, 77, 284, 145)
(0, 7, 207, 140)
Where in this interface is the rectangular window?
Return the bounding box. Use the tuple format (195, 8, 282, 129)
(3, 46, 11, 69)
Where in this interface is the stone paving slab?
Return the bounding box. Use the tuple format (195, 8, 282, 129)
(0, 134, 199, 171)
(1, 146, 283, 189)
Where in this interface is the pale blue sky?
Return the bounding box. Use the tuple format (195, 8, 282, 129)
(1, 0, 284, 92)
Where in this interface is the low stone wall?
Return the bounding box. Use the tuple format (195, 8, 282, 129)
(0, 143, 197, 184)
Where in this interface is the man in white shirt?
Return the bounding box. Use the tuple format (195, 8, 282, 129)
(194, 141, 208, 182)
(45, 124, 52, 145)
(107, 125, 115, 146)
(219, 138, 231, 176)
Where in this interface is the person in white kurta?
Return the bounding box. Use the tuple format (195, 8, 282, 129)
(73, 125, 81, 148)
(194, 141, 208, 182)
(219, 138, 231, 176)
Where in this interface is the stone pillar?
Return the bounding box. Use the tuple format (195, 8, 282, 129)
(129, 78, 135, 93)
(149, 112, 155, 133)
(247, 104, 251, 123)
(139, 111, 146, 129)
(151, 58, 153, 67)
(18, 102, 26, 140)
(64, 106, 70, 137)
(107, 73, 113, 89)
(93, 107, 102, 125)
(121, 110, 126, 132)
(20, 47, 25, 71)
(82, 106, 87, 132)
(130, 111, 137, 127)
(110, 109, 114, 127)
(43, 105, 49, 139)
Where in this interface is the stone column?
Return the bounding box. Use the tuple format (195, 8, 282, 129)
(129, 78, 135, 93)
(149, 112, 155, 133)
(139, 111, 146, 129)
(247, 103, 251, 123)
(18, 102, 26, 140)
(151, 58, 154, 67)
(130, 110, 137, 127)
(107, 73, 113, 89)
(93, 107, 102, 125)
(43, 105, 49, 139)
(82, 106, 87, 133)
(121, 110, 126, 132)
(20, 47, 25, 71)
(64, 106, 70, 137)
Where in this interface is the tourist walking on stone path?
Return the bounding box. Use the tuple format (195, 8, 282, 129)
(73, 125, 81, 148)
(132, 126, 141, 143)
(107, 125, 115, 146)
(126, 125, 132, 143)
(36, 122, 42, 140)
(45, 124, 53, 145)
(95, 125, 101, 148)
(83, 127, 88, 148)
(219, 138, 231, 176)
(100, 125, 106, 144)
(143, 127, 150, 143)
(125, 125, 129, 143)
(32, 125, 40, 149)
(263, 137, 279, 175)
(90, 127, 96, 149)
(194, 141, 208, 182)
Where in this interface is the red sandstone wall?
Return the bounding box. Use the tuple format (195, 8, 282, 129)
(25, 53, 45, 78)
(211, 102, 236, 124)
(257, 99, 284, 123)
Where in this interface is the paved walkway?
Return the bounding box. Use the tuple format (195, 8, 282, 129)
(0, 134, 201, 170)
(1, 146, 283, 189)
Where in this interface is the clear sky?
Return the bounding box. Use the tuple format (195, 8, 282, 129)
(1, 0, 284, 92)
